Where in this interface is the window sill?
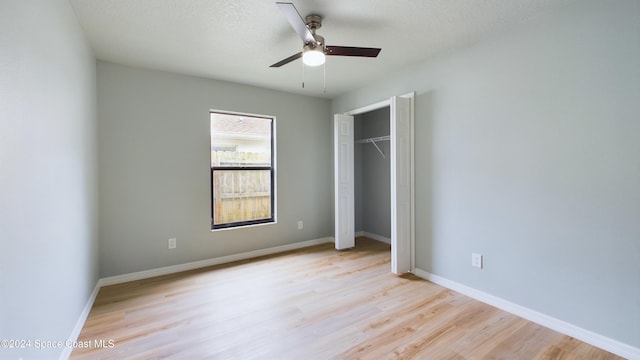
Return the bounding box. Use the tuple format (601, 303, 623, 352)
(210, 220, 277, 232)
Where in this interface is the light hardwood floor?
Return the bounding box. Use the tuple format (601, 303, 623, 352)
(71, 238, 622, 359)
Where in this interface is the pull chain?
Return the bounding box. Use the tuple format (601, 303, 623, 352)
(300, 57, 327, 92)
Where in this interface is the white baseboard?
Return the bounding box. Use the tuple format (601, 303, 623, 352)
(59, 282, 102, 360)
(356, 231, 391, 244)
(412, 268, 640, 360)
(100, 237, 334, 286)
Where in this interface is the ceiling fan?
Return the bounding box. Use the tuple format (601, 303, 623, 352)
(270, 2, 381, 68)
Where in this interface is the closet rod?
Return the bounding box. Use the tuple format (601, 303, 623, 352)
(355, 135, 390, 159)
(354, 135, 390, 144)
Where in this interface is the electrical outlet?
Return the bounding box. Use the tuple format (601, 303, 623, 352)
(471, 253, 483, 269)
(297, 220, 303, 230)
(168, 238, 177, 249)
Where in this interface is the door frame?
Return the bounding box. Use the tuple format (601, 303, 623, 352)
(335, 92, 415, 273)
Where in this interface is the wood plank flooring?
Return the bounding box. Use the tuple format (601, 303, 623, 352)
(71, 238, 623, 359)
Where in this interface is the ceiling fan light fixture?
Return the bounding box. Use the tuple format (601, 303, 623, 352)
(302, 47, 325, 66)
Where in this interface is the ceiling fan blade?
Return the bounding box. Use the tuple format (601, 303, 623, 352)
(270, 52, 303, 67)
(276, 2, 315, 44)
(326, 46, 381, 57)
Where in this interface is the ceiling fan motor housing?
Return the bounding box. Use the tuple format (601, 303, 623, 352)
(305, 14, 323, 32)
(306, 34, 324, 52)
(305, 14, 324, 50)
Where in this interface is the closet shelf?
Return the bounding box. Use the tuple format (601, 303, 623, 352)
(355, 135, 390, 158)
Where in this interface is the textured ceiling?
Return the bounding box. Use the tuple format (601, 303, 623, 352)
(70, 0, 575, 98)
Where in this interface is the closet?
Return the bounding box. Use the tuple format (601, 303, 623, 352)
(354, 106, 391, 244)
(334, 94, 412, 272)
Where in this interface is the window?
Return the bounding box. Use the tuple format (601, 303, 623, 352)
(210, 111, 275, 229)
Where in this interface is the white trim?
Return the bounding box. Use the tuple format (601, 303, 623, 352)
(356, 231, 391, 245)
(59, 282, 101, 360)
(413, 268, 640, 360)
(101, 237, 333, 286)
(346, 98, 390, 116)
(404, 92, 416, 272)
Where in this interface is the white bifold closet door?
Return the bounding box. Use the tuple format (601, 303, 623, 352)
(334, 114, 355, 250)
(334, 95, 412, 274)
(390, 96, 411, 274)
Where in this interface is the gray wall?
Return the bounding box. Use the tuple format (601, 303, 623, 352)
(333, 0, 640, 349)
(97, 62, 333, 277)
(0, 0, 99, 359)
(355, 108, 391, 238)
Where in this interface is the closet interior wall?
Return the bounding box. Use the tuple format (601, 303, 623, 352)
(354, 107, 391, 242)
